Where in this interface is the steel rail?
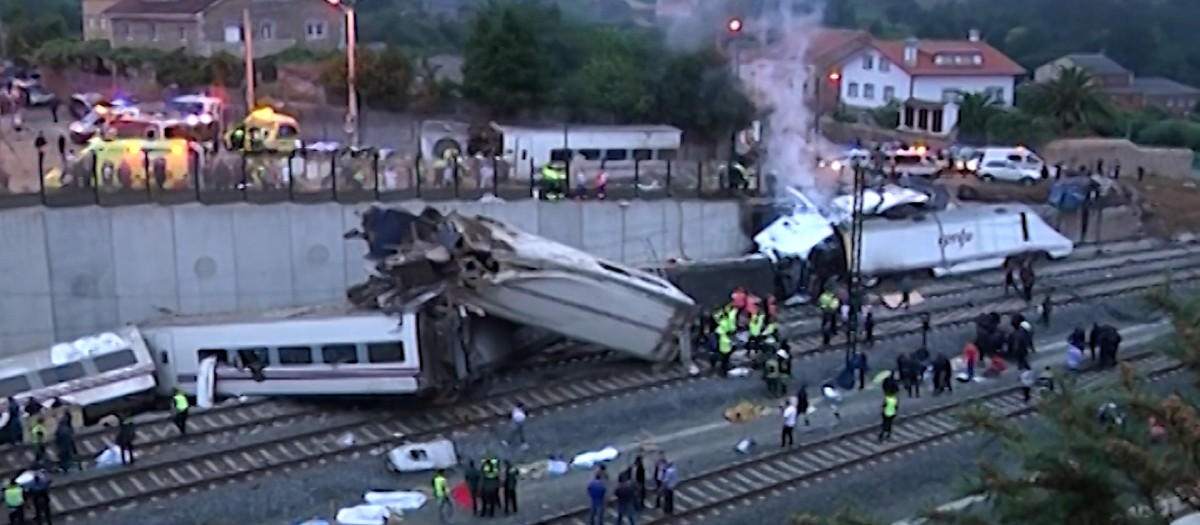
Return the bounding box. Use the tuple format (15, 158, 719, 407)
(529, 351, 1185, 525)
(51, 260, 1200, 520)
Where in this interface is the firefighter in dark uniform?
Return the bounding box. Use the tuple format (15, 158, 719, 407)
(763, 352, 782, 396)
(26, 471, 49, 525)
(502, 460, 519, 514)
(480, 454, 501, 517)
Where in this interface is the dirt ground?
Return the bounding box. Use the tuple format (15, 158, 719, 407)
(0, 108, 72, 193)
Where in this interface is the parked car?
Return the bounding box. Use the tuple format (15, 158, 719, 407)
(976, 159, 1043, 185)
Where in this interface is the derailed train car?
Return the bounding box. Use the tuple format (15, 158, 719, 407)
(345, 205, 698, 363)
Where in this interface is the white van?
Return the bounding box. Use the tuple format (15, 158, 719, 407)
(886, 148, 945, 177)
(979, 146, 1058, 178)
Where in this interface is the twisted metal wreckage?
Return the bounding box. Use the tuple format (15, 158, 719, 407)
(343, 205, 698, 386)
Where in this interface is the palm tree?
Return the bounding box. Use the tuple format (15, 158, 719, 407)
(1022, 66, 1114, 134)
(955, 91, 1002, 140)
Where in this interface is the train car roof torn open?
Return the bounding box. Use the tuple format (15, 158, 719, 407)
(345, 205, 697, 363)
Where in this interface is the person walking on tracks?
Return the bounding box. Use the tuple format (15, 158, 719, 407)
(432, 468, 452, 522)
(115, 414, 136, 465)
(26, 470, 49, 525)
(781, 396, 798, 447)
(5, 477, 24, 525)
(1003, 259, 1018, 297)
(502, 460, 519, 515)
(171, 389, 189, 436)
(54, 417, 75, 473)
(878, 392, 899, 442)
(1019, 260, 1036, 302)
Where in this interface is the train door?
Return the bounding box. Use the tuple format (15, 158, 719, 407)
(510, 135, 531, 178)
(145, 331, 177, 394)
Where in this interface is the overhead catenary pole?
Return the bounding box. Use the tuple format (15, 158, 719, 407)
(242, 8, 255, 109)
(845, 165, 867, 366)
(345, 5, 358, 147)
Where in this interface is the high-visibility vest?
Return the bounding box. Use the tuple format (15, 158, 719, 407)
(718, 333, 732, 355)
(719, 310, 737, 334)
(763, 322, 778, 343)
(432, 474, 448, 498)
(818, 293, 836, 311)
(30, 423, 46, 444)
(883, 396, 898, 417)
(4, 484, 22, 507)
(173, 392, 189, 412)
(749, 314, 764, 337)
(482, 459, 500, 479)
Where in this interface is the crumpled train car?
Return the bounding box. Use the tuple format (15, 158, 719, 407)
(346, 206, 698, 363)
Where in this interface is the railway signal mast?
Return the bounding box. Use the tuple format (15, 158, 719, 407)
(845, 165, 867, 367)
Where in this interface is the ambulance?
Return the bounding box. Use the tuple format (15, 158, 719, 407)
(223, 107, 302, 154)
(44, 137, 204, 190)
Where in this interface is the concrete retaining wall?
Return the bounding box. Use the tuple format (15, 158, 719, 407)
(0, 199, 748, 354)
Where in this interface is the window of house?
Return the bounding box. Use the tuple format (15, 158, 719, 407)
(101, 18, 109, 29)
(931, 109, 945, 133)
(258, 21, 274, 39)
(879, 59, 890, 72)
(367, 342, 405, 363)
(89, 17, 98, 29)
(119, 22, 131, 39)
(985, 86, 1005, 103)
(941, 89, 959, 103)
(847, 82, 859, 97)
(306, 21, 327, 39)
(224, 23, 241, 43)
(903, 106, 915, 127)
(149, 23, 158, 41)
(917, 108, 929, 130)
(862, 55, 873, 70)
(863, 84, 875, 99)
(179, 25, 188, 41)
(883, 86, 896, 101)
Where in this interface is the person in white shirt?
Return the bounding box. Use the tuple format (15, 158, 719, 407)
(501, 403, 528, 449)
(781, 397, 798, 447)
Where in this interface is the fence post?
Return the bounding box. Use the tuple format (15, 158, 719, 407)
(665, 160, 672, 198)
(90, 151, 100, 204)
(192, 150, 201, 202)
(330, 151, 338, 199)
(529, 158, 536, 198)
(143, 150, 152, 201)
(634, 159, 640, 199)
(36, 151, 46, 205)
(372, 150, 381, 200)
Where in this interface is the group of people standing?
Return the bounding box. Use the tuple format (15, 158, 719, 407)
(586, 453, 678, 525)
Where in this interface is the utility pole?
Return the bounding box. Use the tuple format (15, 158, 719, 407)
(242, 8, 256, 109)
(845, 165, 867, 367)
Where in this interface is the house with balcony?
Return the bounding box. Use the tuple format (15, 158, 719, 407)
(1034, 53, 1199, 116)
(806, 29, 1026, 137)
(81, 0, 344, 58)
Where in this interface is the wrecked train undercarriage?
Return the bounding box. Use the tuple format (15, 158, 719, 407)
(344, 206, 698, 375)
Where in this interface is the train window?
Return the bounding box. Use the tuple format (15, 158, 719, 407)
(0, 376, 30, 398)
(236, 348, 269, 369)
(577, 149, 601, 161)
(549, 149, 571, 162)
(198, 349, 229, 364)
(655, 149, 678, 161)
(93, 349, 139, 373)
(38, 362, 86, 386)
(632, 149, 652, 161)
(321, 344, 359, 365)
(603, 149, 628, 161)
(367, 342, 406, 363)
(278, 124, 299, 138)
(277, 346, 314, 365)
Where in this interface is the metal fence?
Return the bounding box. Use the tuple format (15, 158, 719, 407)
(0, 149, 761, 208)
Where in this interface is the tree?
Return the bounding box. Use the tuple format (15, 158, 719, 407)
(655, 49, 754, 142)
(956, 92, 1002, 140)
(561, 30, 656, 123)
(320, 46, 414, 112)
(1020, 67, 1114, 134)
(460, 2, 550, 118)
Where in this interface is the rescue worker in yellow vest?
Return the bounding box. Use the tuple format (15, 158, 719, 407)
(818, 290, 840, 346)
(480, 455, 502, 517)
(762, 352, 783, 397)
(540, 163, 566, 200)
(879, 393, 899, 442)
(5, 478, 24, 525)
(171, 389, 189, 436)
(28, 420, 47, 468)
(432, 468, 452, 522)
(748, 311, 766, 355)
(714, 306, 737, 375)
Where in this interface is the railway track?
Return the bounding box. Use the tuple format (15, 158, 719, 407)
(4, 238, 1170, 480)
(45, 242, 1200, 520)
(529, 350, 1185, 525)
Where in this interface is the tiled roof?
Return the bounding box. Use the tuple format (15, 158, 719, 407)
(1107, 77, 1200, 96)
(870, 39, 1026, 77)
(1059, 53, 1129, 75)
(103, 0, 221, 16)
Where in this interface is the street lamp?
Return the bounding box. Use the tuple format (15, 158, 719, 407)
(726, 17, 743, 191)
(326, 0, 358, 148)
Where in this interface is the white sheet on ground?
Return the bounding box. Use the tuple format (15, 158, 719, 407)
(94, 445, 129, 468)
(363, 491, 427, 509)
(547, 458, 569, 475)
(335, 505, 398, 525)
(571, 447, 619, 469)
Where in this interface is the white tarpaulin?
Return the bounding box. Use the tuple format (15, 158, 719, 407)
(50, 332, 130, 366)
(570, 447, 619, 469)
(335, 491, 427, 525)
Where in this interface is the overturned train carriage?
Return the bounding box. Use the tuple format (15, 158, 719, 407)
(346, 206, 698, 364)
